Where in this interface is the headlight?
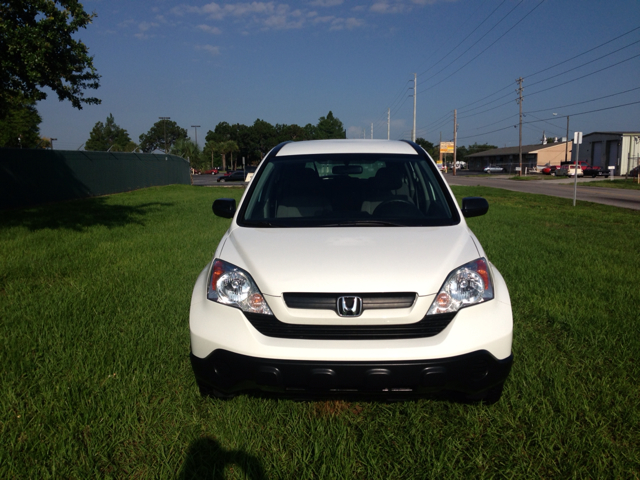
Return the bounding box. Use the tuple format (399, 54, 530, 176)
(427, 258, 494, 315)
(207, 259, 273, 315)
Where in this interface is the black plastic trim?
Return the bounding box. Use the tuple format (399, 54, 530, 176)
(190, 349, 513, 397)
(242, 311, 456, 340)
(283, 292, 416, 312)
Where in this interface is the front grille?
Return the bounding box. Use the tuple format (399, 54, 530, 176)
(243, 311, 456, 340)
(283, 292, 416, 314)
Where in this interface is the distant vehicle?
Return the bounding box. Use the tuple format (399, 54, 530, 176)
(628, 165, 639, 177)
(541, 165, 559, 175)
(555, 165, 583, 177)
(582, 165, 609, 178)
(561, 160, 589, 170)
(483, 166, 504, 173)
(217, 171, 246, 182)
(192, 169, 202, 175)
(203, 168, 219, 175)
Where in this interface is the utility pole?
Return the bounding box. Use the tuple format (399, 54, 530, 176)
(565, 116, 570, 163)
(191, 125, 201, 149)
(387, 108, 390, 140)
(453, 109, 458, 176)
(412, 73, 417, 142)
(516, 78, 523, 176)
(159, 117, 170, 153)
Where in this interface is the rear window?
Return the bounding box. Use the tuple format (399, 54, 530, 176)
(238, 153, 460, 227)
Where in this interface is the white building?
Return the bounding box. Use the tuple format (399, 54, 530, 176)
(576, 131, 640, 176)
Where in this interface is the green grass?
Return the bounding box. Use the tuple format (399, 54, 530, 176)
(580, 178, 640, 190)
(1, 185, 639, 478)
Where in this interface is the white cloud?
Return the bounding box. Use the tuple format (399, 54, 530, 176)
(171, 1, 364, 33)
(197, 24, 222, 34)
(308, 0, 343, 6)
(196, 44, 222, 55)
(370, 1, 406, 14)
(138, 21, 159, 32)
(330, 17, 364, 30)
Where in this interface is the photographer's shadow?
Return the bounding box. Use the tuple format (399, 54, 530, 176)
(178, 436, 267, 480)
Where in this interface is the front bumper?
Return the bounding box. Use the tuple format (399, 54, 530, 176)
(191, 348, 513, 397)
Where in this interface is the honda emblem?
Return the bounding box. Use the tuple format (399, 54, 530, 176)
(337, 296, 363, 317)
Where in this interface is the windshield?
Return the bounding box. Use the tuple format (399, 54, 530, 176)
(238, 153, 460, 227)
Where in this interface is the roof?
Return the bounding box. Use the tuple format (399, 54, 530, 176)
(465, 141, 571, 158)
(582, 131, 640, 137)
(276, 139, 417, 156)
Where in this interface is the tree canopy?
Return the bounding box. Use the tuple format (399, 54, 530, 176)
(202, 111, 347, 166)
(0, 0, 101, 120)
(315, 111, 346, 140)
(85, 114, 132, 151)
(0, 94, 42, 148)
(138, 120, 188, 153)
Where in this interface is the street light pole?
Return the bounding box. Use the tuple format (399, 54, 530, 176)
(159, 117, 170, 153)
(191, 125, 201, 149)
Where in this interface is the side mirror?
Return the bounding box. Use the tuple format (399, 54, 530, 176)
(461, 197, 489, 218)
(212, 198, 236, 218)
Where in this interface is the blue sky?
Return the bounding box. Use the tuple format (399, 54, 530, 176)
(38, 0, 640, 150)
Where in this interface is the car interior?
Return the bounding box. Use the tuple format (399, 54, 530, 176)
(241, 154, 457, 226)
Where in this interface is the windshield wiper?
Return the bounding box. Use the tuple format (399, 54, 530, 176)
(243, 220, 289, 228)
(314, 220, 408, 227)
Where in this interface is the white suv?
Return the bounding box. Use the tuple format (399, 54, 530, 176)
(190, 140, 513, 402)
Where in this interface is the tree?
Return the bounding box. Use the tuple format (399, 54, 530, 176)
(315, 111, 346, 140)
(85, 114, 131, 151)
(220, 140, 239, 170)
(202, 140, 222, 169)
(171, 138, 200, 165)
(138, 120, 187, 153)
(0, 94, 41, 148)
(415, 138, 436, 158)
(456, 143, 497, 161)
(0, 0, 101, 120)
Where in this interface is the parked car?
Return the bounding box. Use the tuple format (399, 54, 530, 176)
(541, 165, 559, 175)
(582, 165, 610, 178)
(629, 165, 640, 177)
(203, 168, 219, 175)
(190, 139, 513, 402)
(555, 165, 583, 177)
(483, 166, 505, 173)
(561, 160, 589, 170)
(217, 171, 246, 182)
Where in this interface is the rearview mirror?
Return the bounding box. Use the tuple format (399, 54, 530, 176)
(212, 198, 236, 218)
(332, 165, 363, 175)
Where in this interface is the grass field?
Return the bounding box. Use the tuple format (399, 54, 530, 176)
(1, 185, 639, 478)
(581, 178, 640, 190)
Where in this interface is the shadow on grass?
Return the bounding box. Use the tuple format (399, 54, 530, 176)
(0, 196, 174, 231)
(178, 437, 267, 480)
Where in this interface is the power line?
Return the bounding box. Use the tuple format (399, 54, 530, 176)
(418, 0, 547, 95)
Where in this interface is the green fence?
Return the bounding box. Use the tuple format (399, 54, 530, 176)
(0, 149, 191, 209)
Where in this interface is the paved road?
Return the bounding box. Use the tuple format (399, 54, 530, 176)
(445, 174, 640, 210)
(192, 174, 247, 187)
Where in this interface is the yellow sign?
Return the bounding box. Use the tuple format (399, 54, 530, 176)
(440, 142, 454, 153)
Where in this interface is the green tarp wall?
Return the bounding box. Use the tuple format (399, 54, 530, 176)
(0, 149, 191, 209)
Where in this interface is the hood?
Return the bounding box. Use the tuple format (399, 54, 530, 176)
(218, 224, 480, 297)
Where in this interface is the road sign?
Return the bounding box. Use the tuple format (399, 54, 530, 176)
(440, 142, 454, 153)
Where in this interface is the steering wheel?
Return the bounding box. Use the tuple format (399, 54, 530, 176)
(373, 199, 422, 217)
